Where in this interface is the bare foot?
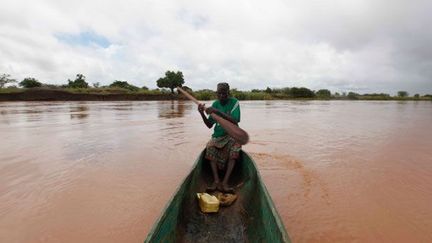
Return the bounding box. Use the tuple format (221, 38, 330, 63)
(221, 183, 235, 193)
(217, 183, 223, 192)
(206, 182, 219, 192)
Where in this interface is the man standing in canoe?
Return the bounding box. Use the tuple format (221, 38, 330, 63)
(198, 82, 241, 193)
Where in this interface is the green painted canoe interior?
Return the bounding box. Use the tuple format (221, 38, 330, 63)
(145, 150, 290, 243)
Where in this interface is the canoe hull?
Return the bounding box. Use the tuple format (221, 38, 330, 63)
(145, 150, 290, 242)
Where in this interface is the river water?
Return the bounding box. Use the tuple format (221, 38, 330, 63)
(0, 100, 431, 242)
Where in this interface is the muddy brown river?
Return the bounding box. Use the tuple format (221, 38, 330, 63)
(1, 100, 431, 242)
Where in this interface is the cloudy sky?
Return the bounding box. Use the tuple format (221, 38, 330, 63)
(1, 0, 431, 94)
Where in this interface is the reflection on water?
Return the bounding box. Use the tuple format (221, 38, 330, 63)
(0, 101, 432, 243)
(111, 102, 134, 111)
(158, 100, 187, 119)
(157, 101, 195, 149)
(70, 103, 89, 119)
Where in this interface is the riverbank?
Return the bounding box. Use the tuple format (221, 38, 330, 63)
(0, 88, 431, 101)
(0, 89, 182, 101)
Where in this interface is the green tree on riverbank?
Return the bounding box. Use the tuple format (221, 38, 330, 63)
(156, 71, 184, 94)
(316, 89, 331, 99)
(19, 77, 42, 88)
(0, 74, 17, 88)
(109, 80, 139, 91)
(68, 74, 89, 88)
(398, 91, 409, 98)
(347, 92, 360, 100)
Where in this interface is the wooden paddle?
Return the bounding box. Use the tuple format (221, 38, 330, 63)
(177, 87, 249, 145)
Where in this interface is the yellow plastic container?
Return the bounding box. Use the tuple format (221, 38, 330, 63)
(196, 193, 220, 213)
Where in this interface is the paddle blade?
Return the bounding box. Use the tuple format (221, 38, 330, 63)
(210, 113, 249, 145)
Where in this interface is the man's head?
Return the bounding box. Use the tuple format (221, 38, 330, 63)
(216, 82, 230, 105)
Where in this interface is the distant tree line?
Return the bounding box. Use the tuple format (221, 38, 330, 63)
(1, 72, 431, 100)
(0, 73, 151, 91)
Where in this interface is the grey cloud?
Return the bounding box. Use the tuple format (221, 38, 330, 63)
(0, 0, 431, 94)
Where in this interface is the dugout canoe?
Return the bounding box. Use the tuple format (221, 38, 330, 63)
(144, 150, 290, 243)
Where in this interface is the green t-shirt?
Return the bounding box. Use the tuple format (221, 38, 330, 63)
(208, 97, 241, 138)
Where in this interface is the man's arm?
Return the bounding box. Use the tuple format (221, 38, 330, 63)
(198, 104, 214, 128)
(205, 107, 238, 125)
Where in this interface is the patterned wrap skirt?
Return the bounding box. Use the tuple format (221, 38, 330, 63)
(205, 135, 242, 170)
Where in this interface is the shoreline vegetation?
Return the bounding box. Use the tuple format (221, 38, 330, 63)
(1, 87, 431, 101)
(1, 72, 431, 101)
